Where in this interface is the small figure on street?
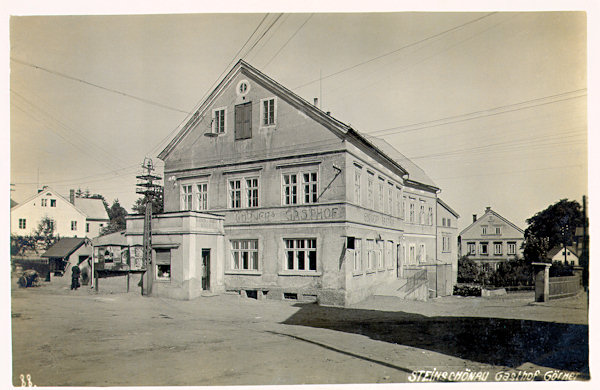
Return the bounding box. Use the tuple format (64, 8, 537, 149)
(71, 265, 81, 290)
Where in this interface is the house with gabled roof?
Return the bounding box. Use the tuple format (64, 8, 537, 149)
(546, 245, 580, 266)
(459, 206, 525, 272)
(10, 186, 109, 239)
(126, 59, 450, 304)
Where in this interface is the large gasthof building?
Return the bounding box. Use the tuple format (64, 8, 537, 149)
(125, 60, 458, 306)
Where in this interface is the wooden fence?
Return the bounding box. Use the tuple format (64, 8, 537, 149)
(549, 275, 581, 299)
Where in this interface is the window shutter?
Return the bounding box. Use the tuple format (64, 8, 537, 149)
(155, 249, 171, 265)
(235, 102, 252, 140)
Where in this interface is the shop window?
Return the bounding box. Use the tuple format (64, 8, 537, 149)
(285, 239, 317, 271)
(231, 239, 259, 270)
(155, 248, 171, 280)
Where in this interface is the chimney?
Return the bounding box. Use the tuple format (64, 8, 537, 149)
(486, 206, 491, 212)
(326, 111, 331, 116)
(70, 189, 75, 204)
(473, 214, 477, 223)
(313, 98, 318, 106)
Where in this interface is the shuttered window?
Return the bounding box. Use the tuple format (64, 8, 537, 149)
(155, 248, 171, 280)
(235, 102, 252, 140)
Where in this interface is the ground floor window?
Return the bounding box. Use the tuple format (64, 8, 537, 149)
(376, 240, 384, 269)
(285, 238, 317, 271)
(155, 248, 171, 280)
(347, 237, 362, 272)
(366, 239, 374, 270)
(409, 244, 416, 265)
(231, 239, 259, 270)
(386, 240, 394, 268)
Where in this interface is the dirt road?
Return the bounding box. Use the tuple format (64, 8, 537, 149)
(10, 279, 588, 386)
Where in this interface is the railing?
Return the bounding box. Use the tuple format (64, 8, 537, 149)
(405, 268, 427, 294)
(549, 275, 581, 299)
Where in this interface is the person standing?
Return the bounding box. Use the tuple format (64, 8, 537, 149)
(71, 264, 81, 290)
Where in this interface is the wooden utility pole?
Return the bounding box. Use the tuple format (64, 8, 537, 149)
(136, 157, 162, 296)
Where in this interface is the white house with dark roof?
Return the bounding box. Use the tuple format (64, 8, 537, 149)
(458, 206, 525, 272)
(125, 59, 453, 304)
(10, 187, 109, 239)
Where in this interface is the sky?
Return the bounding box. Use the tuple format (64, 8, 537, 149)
(7, 3, 592, 233)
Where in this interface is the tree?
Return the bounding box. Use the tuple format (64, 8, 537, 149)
(100, 199, 128, 236)
(132, 188, 164, 215)
(35, 216, 59, 251)
(522, 199, 584, 263)
(457, 255, 479, 283)
(10, 234, 37, 256)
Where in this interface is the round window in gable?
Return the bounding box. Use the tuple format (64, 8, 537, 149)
(236, 80, 250, 96)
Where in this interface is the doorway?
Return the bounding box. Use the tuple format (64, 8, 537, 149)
(201, 249, 211, 290)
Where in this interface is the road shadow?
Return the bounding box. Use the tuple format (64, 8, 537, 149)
(282, 303, 588, 375)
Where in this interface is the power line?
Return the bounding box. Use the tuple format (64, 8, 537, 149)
(11, 57, 189, 114)
(366, 89, 587, 137)
(263, 14, 314, 69)
(242, 14, 284, 59)
(292, 12, 497, 91)
(246, 14, 291, 63)
(433, 164, 584, 181)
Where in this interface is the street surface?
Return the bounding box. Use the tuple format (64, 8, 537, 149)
(11, 277, 588, 386)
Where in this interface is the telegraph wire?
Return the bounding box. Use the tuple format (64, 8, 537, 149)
(432, 164, 584, 181)
(246, 14, 291, 63)
(292, 12, 497, 91)
(263, 14, 314, 69)
(241, 14, 284, 59)
(10, 57, 189, 114)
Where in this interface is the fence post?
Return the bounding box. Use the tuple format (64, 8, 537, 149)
(532, 262, 551, 302)
(573, 266, 583, 288)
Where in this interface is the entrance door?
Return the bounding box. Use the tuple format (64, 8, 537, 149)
(201, 249, 211, 290)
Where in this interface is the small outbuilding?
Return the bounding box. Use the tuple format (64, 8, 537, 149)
(41, 237, 93, 285)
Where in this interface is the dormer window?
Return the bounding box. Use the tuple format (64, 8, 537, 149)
(261, 97, 276, 127)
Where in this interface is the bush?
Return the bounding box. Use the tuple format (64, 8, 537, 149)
(549, 261, 574, 277)
(489, 257, 533, 287)
(457, 256, 479, 283)
(453, 284, 482, 297)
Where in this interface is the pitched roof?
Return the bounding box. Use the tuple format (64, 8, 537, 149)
(437, 198, 460, 218)
(42, 237, 88, 258)
(92, 230, 127, 246)
(546, 245, 579, 260)
(158, 59, 439, 190)
(10, 187, 87, 218)
(459, 207, 524, 236)
(73, 198, 109, 220)
(10, 198, 18, 208)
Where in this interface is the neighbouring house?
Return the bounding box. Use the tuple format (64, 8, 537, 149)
(41, 237, 93, 285)
(458, 206, 525, 272)
(125, 59, 454, 305)
(436, 198, 460, 295)
(10, 187, 109, 239)
(546, 245, 580, 266)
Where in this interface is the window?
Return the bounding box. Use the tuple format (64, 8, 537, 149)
(442, 236, 450, 252)
(282, 173, 298, 205)
(303, 172, 318, 204)
(229, 179, 242, 208)
(181, 184, 193, 210)
(409, 244, 416, 265)
(48, 220, 55, 231)
(482, 226, 487, 235)
(395, 187, 402, 217)
(367, 175, 374, 209)
(376, 240, 384, 269)
(442, 218, 446, 227)
(377, 179, 384, 212)
(409, 201, 415, 223)
(387, 184, 393, 215)
(428, 207, 433, 225)
(282, 170, 318, 205)
(231, 240, 259, 270)
(419, 244, 426, 263)
(447, 219, 451, 227)
(508, 242, 517, 255)
(285, 239, 317, 271)
(212, 107, 226, 134)
(261, 97, 276, 126)
(18, 218, 26, 229)
(50, 199, 56, 207)
(350, 237, 362, 272)
(480, 242, 489, 255)
(419, 202, 425, 225)
(246, 178, 259, 208)
(495, 227, 501, 235)
(354, 170, 361, 205)
(86, 223, 90, 233)
(196, 182, 208, 210)
(467, 242, 476, 255)
(155, 248, 171, 280)
(234, 102, 252, 140)
(403, 197, 407, 220)
(494, 242, 503, 255)
(41, 199, 47, 207)
(366, 239, 374, 270)
(71, 221, 77, 231)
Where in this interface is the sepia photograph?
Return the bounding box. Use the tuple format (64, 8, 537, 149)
(6, 1, 592, 387)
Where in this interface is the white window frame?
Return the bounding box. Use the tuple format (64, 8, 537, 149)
(419, 202, 425, 225)
(387, 183, 394, 215)
(212, 107, 227, 134)
(354, 238, 362, 272)
(366, 239, 375, 270)
(71, 221, 77, 231)
(196, 181, 209, 211)
(154, 248, 171, 281)
(180, 184, 193, 210)
(284, 238, 317, 272)
(508, 242, 517, 255)
(386, 240, 394, 269)
(19, 218, 26, 229)
(41, 199, 47, 207)
(419, 243, 426, 263)
(495, 227, 501, 235)
(367, 173, 374, 209)
(409, 244, 416, 265)
(428, 206, 433, 226)
(482, 226, 487, 235)
(395, 187, 402, 217)
(354, 169, 361, 205)
(281, 169, 318, 205)
(467, 242, 476, 255)
(231, 239, 259, 271)
(260, 97, 277, 127)
(376, 239, 384, 269)
(377, 179, 384, 212)
(403, 197, 407, 220)
(245, 177, 259, 208)
(494, 242, 503, 255)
